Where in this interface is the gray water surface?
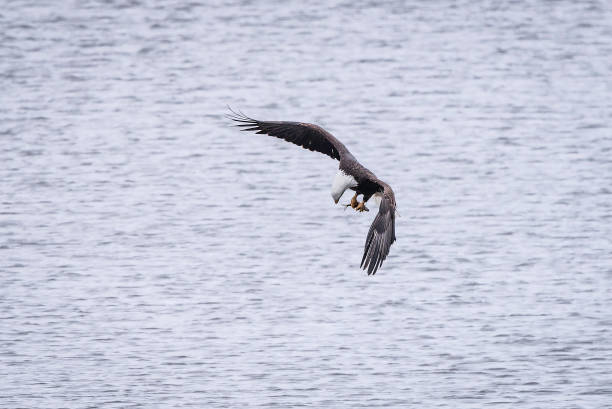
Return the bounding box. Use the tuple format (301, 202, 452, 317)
(2, 1, 612, 407)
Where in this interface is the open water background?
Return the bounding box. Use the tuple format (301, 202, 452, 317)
(2, 1, 612, 407)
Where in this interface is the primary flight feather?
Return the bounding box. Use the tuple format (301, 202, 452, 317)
(227, 108, 396, 275)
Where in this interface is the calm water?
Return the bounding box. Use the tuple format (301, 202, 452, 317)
(2, 1, 612, 407)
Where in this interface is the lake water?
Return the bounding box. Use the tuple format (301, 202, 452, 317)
(2, 1, 612, 407)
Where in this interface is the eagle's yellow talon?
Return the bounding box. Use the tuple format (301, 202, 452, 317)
(344, 193, 359, 209)
(356, 202, 369, 212)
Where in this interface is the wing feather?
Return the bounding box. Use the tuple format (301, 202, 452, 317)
(227, 108, 349, 161)
(360, 189, 396, 275)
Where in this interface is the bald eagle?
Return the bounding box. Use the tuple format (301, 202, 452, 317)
(228, 109, 396, 275)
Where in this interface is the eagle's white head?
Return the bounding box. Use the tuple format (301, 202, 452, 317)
(331, 169, 358, 203)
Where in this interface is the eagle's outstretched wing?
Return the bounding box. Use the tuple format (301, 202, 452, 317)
(227, 108, 350, 161)
(361, 185, 396, 275)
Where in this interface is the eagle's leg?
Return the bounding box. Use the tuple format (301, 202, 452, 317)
(344, 193, 359, 209)
(356, 201, 369, 212)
